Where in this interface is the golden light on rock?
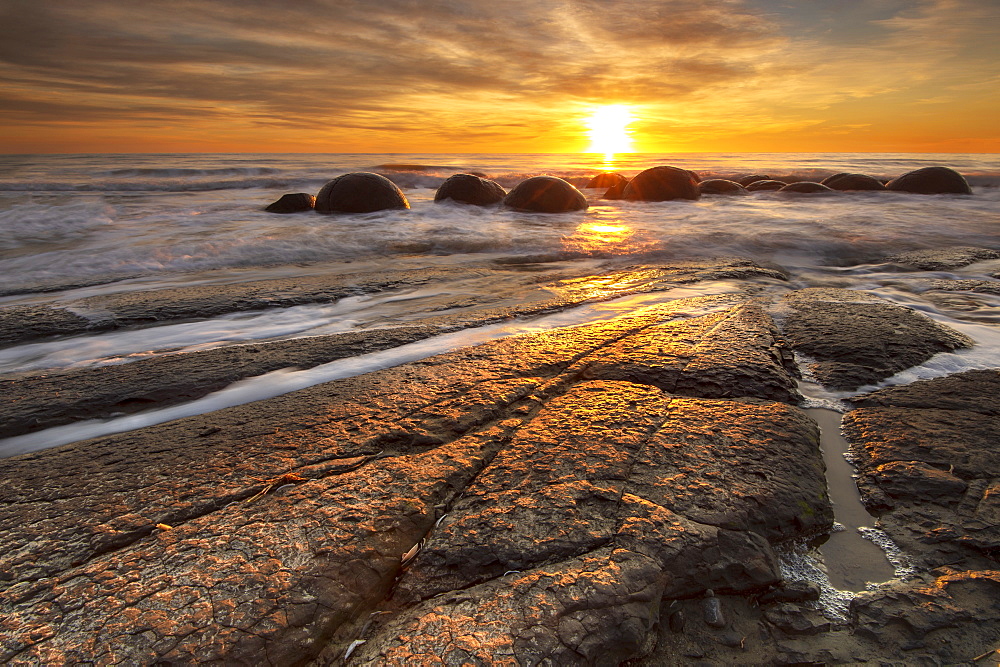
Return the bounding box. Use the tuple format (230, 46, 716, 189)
(585, 105, 634, 157)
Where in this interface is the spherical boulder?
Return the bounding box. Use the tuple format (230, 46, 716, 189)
(264, 192, 315, 213)
(622, 166, 700, 201)
(886, 166, 972, 195)
(778, 182, 836, 194)
(602, 179, 629, 200)
(503, 176, 588, 213)
(314, 172, 410, 213)
(586, 172, 628, 189)
(821, 173, 887, 191)
(737, 174, 771, 186)
(699, 179, 748, 196)
(746, 179, 786, 192)
(434, 173, 506, 206)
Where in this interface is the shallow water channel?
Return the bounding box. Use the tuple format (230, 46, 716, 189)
(806, 407, 897, 591)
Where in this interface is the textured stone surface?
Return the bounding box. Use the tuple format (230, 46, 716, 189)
(844, 370, 1000, 568)
(887, 246, 1000, 270)
(314, 172, 409, 213)
(2, 263, 999, 664)
(434, 173, 506, 206)
(502, 176, 588, 213)
(778, 182, 835, 194)
(264, 192, 315, 213)
(698, 179, 748, 195)
(623, 166, 700, 201)
(779, 288, 973, 390)
(820, 173, 887, 191)
(886, 166, 973, 195)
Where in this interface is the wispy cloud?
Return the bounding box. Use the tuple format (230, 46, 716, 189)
(0, 0, 996, 151)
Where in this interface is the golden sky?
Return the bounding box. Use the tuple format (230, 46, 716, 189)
(1, 0, 998, 153)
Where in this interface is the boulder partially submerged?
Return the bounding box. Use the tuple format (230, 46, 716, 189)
(434, 173, 506, 206)
(264, 192, 315, 213)
(1, 260, 998, 664)
(699, 179, 748, 195)
(503, 175, 588, 213)
(585, 171, 628, 189)
(623, 165, 701, 201)
(821, 173, 887, 191)
(746, 179, 786, 192)
(315, 172, 410, 213)
(886, 166, 972, 195)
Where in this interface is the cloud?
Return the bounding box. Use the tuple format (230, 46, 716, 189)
(0, 0, 995, 151)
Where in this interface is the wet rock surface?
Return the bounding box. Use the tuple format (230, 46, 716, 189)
(264, 192, 315, 213)
(433, 173, 506, 206)
(845, 369, 1000, 569)
(315, 172, 410, 213)
(886, 165, 973, 195)
(623, 165, 700, 201)
(779, 288, 973, 390)
(820, 172, 887, 191)
(698, 178, 748, 195)
(888, 245, 1000, 270)
(502, 176, 588, 213)
(1, 259, 998, 664)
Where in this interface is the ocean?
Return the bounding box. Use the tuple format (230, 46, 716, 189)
(1, 152, 999, 451)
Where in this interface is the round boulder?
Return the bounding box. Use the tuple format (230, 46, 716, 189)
(602, 179, 629, 200)
(821, 173, 887, 191)
(778, 182, 836, 194)
(586, 172, 628, 189)
(737, 174, 771, 186)
(264, 192, 315, 213)
(315, 172, 410, 213)
(699, 179, 748, 196)
(503, 176, 588, 213)
(886, 166, 972, 195)
(746, 179, 786, 192)
(434, 173, 506, 206)
(623, 166, 700, 201)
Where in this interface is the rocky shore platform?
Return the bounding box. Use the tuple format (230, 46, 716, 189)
(1, 251, 999, 664)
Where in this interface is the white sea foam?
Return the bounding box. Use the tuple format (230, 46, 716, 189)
(1, 153, 997, 291)
(0, 284, 739, 456)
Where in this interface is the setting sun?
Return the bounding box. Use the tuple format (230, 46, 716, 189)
(585, 105, 634, 155)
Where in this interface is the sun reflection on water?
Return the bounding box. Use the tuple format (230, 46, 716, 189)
(562, 217, 657, 256)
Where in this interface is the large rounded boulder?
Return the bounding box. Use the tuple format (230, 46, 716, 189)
(623, 166, 700, 201)
(586, 172, 628, 189)
(778, 182, 836, 194)
(315, 172, 410, 213)
(503, 176, 588, 213)
(737, 174, 771, 186)
(886, 166, 972, 195)
(699, 179, 748, 196)
(746, 179, 786, 192)
(434, 173, 506, 206)
(821, 173, 887, 191)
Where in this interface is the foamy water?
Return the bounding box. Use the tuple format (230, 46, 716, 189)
(1, 153, 998, 294)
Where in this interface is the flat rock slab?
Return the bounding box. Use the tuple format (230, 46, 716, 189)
(0, 296, 830, 664)
(844, 369, 1000, 569)
(887, 246, 1000, 270)
(2, 272, 998, 664)
(779, 288, 972, 390)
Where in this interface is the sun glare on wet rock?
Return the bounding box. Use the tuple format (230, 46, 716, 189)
(585, 105, 634, 157)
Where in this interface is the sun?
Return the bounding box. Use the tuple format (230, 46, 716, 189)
(585, 105, 634, 155)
